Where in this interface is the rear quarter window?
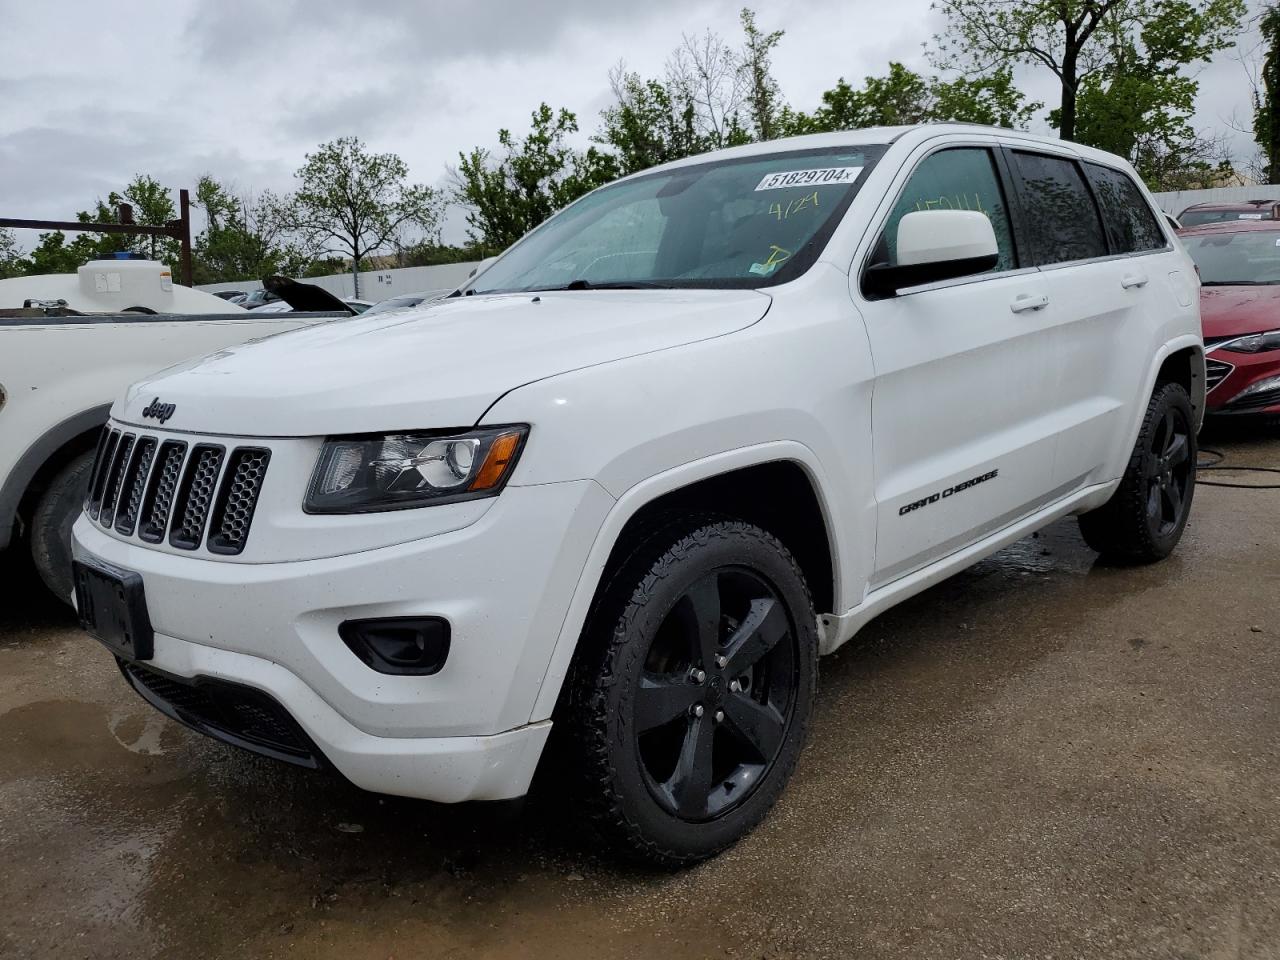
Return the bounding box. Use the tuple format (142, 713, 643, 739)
(1083, 163, 1166, 253)
(1009, 151, 1107, 266)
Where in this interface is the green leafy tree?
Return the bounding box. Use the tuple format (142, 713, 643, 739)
(0, 228, 25, 279)
(738, 8, 785, 140)
(595, 68, 707, 175)
(107, 174, 180, 263)
(931, 0, 1244, 142)
(192, 176, 306, 282)
(779, 63, 1038, 133)
(1256, 4, 1280, 184)
(455, 104, 618, 249)
(286, 137, 444, 282)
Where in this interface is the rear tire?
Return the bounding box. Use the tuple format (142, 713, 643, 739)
(1078, 382, 1196, 563)
(30, 451, 94, 605)
(564, 516, 817, 867)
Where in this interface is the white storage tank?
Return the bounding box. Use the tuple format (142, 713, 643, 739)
(77, 254, 177, 312)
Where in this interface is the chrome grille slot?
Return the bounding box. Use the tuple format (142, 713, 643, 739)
(86, 429, 120, 521)
(169, 445, 225, 550)
(139, 441, 187, 543)
(115, 437, 157, 536)
(208, 448, 271, 556)
(99, 433, 135, 528)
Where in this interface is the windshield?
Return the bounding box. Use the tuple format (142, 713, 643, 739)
(1180, 209, 1272, 226)
(1184, 230, 1280, 285)
(468, 146, 885, 294)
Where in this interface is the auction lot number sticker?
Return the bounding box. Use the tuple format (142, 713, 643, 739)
(755, 166, 863, 191)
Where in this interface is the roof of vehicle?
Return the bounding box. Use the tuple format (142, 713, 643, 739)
(1176, 219, 1280, 238)
(627, 123, 1140, 182)
(1180, 199, 1279, 212)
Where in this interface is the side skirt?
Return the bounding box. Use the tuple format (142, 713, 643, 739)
(816, 479, 1119, 655)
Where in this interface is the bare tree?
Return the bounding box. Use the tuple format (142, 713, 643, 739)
(665, 27, 747, 146)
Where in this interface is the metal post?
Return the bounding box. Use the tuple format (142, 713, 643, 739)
(178, 189, 193, 287)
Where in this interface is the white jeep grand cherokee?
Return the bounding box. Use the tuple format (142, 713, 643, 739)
(72, 125, 1203, 865)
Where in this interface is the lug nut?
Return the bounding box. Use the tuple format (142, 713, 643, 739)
(714, 709, 724, 723)
(693, 704, 705, 718)
(729, 680, 741, 693)
(691, 668, 706, 684)
(715, 654, 727, 669)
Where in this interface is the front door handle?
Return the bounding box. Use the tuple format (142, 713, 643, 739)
(1121, 273, 1149, 289)
(1010, 293, 1049, 313)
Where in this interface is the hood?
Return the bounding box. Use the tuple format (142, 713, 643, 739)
(115, 289, 771, 436)
(1201, 285, 1280, 340)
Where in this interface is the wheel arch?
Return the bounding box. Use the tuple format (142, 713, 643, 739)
(529, 441, 841, 723)
(0, 404, 109, 551)
(1154, 341, 1206, 430)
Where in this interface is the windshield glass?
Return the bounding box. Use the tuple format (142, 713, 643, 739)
(468, 146, 885, 294)
(1180, 209, 1271, 226)
(363, 295, 426, 316)
(1184, 229, 1280, 285)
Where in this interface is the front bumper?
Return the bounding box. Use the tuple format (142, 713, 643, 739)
(72, 478, 614, 802)
(1206, 349, 1280, 414)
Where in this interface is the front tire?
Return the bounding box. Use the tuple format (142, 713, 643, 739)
(1078, 382, 1196, 563)
(565, 517, 817, 867)
(30, 451, 94, 605)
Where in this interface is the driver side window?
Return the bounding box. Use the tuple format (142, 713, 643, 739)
(879, 148, 1016, 272)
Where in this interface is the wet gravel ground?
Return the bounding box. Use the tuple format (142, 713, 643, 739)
(3, 422, 1280, 960)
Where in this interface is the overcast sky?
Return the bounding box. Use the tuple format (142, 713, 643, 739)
(0, 0, 1266, 246)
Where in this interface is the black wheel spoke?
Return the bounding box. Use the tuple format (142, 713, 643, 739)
(1162, 482, 1183, 524)
(1161, 409, 1176, 453)
(1166, 432, 1189, 467)
(634, 673, 702, 733)
(1146, 483, 1161, 519)
(665, 716, 715, 818)
(723, 691, 785, 761)
(723, 598, 789, 675)
(680, 574, 722, 669)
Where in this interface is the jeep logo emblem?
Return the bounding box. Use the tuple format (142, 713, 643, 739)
(141, 397, 176, 424)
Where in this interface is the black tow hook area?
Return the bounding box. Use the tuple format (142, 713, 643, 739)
(339, 617, 451, 676)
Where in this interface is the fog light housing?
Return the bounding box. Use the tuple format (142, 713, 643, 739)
(339, 617, 450, 676)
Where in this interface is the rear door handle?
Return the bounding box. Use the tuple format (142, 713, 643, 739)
(1010, 293, 1049, 313)
(1121, 273, 1149, 289)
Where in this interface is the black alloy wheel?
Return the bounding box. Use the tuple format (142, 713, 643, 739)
(1145, 404, 1192, 538)
(565, 517, 817, 866)
(634, 567, 797, 822)
(1078, 381, 1197, 563)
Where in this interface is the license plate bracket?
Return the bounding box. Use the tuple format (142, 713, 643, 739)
(74, 557, 154, 660)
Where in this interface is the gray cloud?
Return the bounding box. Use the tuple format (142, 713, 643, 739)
(0, 0, 1266, 252)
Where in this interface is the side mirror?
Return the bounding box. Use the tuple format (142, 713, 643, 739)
(467, 256, 498, 280)
(864, 209, 1000, 297)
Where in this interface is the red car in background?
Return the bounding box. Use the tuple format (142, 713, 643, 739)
(1179, 220, 1280, 418)
(1178, 199, 1280, 226)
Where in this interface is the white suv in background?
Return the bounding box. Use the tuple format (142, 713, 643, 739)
(72, 124, 1203, 866)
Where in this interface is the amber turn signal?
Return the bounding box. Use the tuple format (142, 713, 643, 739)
(470, 430, 524, 490)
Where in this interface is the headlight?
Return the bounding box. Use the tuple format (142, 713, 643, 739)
(305, 425, 528, 513)
(1220, 330, 1280, 353)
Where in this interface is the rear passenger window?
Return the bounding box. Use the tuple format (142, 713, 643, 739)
(1083, 163, 1166, 253)
(1010, 152, 1107, 266)
(880, 147, 1016, 272)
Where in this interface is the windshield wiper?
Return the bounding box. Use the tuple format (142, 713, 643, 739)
(1201, 280, 1271, 286)
(550, 279, 674, 291)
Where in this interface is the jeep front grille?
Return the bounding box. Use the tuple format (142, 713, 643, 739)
(85, 428, 269, 556)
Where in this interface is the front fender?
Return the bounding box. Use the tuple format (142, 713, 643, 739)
(522, 440, 841, 725)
